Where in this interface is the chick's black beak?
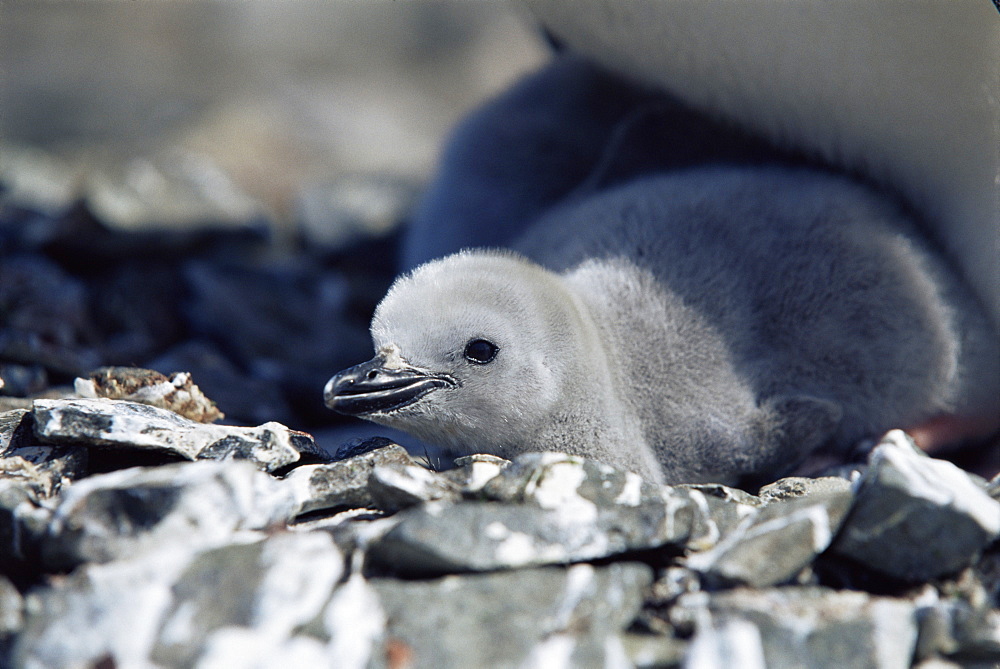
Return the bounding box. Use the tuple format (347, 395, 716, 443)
(324, 355, 456, 416)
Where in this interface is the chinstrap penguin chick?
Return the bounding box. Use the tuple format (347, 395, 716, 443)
(326, 167, 1000, 485)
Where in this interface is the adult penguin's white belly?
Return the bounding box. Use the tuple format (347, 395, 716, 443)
(524, 0, 1000, 337)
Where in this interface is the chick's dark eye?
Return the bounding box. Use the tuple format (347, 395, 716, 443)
(464, 338, 499, 364)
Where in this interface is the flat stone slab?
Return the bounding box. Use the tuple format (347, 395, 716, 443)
(369, 454, 757, 576)
(32, 398, 328, 473)
(372, 562, 652, 669)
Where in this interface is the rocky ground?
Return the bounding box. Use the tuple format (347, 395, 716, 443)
(0, 197, 998, 668)
(1, 374, 999, 667)
(2, 4, 999, 668)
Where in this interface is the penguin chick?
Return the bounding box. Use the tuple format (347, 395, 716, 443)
(326, 167, 1000, 485)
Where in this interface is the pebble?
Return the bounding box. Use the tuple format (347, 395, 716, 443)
(831, 430, 1000, 581)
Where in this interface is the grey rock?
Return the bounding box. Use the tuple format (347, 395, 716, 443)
(367, 462, 461, 513)
(43, 461, 297, 569)
(288, 507, 389, 535)
(14, 543, 206, 669)
(675, 483, 764, 553)
(368, 501, 600, 575)
(367, 496, 672, 576)
(961, 609, 1000, 661)
(14, 529, 367, 669)
(333, 435, 398, 461)
(637, 566, 702, 639)
(191, 633, 339, 669)
(371, 453, 759, 576)
(152, 531, 345, 668)
(0, 575, 23, 665)
(910, 660, 967, 669)
(32, 398, 328, 473)
(680, 482, 761, 507)
(913, 575, 1000, 663)
(0, 410, 31, 453)
(685, 477, 854, 588)
(683, 616, 769, 669)
(282, 443, 415, 517)
(447, 453, 510, 492)
(680, 587, 918, 669)
(188, 569, 386, 669)
(0, 451, 85, 500)
(74, 366, 224, 423)
(371, 562, 651, 669)
(480, 452, 661, 506)
(831, 430, 1000, 581)
(2, 411, 88, 498)
(0, 576, 23, 637)
(484, 453, 759, 550)
(0, 479, 51, 570)
(313, 513, 404, 561)
(0, 399, 33, 413)
(987, 473, 1000, 502)
(649, 566, 703, 609)
(977, 549, 1000, 608)
(317, 573, 386, 669)
(756, 476, 841, 503)
(916, 597, 978, 662)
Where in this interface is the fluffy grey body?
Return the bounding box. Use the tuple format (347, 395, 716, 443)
(327, 167, 1000, 485)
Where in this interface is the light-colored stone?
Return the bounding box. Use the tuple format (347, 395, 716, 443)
(372, 562, 651, 669)
(33, 398, 326, 473)
(43, 461, 297, 569)
(367, 462, 461, 512)
(74, 367, 224, 423)
(282, 443, 415, 517)
(685, 477, 853, 587)
(680, 587, 918, 669)
(832, 430, 1000, 581)
(152, 532, 345, 667)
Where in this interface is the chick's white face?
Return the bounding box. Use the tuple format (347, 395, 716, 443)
(367, 253, 574, 455)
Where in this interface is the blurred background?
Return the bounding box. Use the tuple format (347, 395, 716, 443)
(0, 1, 549, 450)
